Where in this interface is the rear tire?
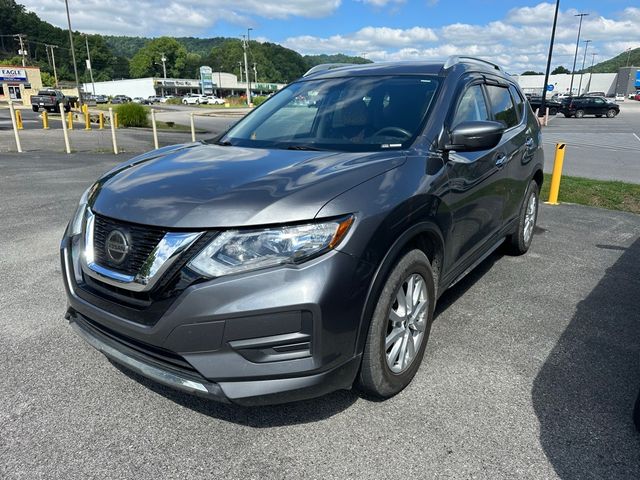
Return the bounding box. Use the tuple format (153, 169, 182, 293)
(575, 109, 585, 118)
(505, 179, 539, 255)
(606, 109, 617, 118)
(357, 249, 435, 398)
(32, 106, 39, 112)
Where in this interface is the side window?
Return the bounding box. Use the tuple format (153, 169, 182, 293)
(594, 98, 605, 104)
(486, 85, 518, 129)
(509, 85, 525, 120)
(452, 85, 489, 128)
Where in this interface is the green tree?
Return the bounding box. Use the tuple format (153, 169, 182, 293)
(40, 71, 55, 86)
(551, 66, 571, 74)
(521, 70, 543, 75)
(129, 37, 188, 78)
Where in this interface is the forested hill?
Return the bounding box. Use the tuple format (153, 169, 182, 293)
(587, 47, 640, 73)
(0, 0, 370, 86)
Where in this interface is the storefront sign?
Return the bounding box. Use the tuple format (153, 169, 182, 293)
(0, 68, 27, 82)
(200, 66, 214, 95)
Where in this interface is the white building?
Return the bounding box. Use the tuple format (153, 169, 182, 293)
(513, 72, 619, 96)
(83, 73, 285, 99)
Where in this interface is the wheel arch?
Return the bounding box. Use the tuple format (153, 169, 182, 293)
(354, 221, 445, 356)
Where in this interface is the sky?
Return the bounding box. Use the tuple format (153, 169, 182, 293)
(18, 0, 640, 72)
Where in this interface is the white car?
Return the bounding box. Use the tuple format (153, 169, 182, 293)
(182, 94, 208, 105)
(159, 95, 175, 103)
(615, 94, 625, 102)
(206, 95, 225, 105)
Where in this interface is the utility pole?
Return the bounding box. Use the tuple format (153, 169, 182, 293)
(577, 39, 591, 95)
(626, 48, 633, 67)
(238, 61, 243, 83)
(569, 13, 588, 97)
(64, 0, 83, 106)
(587, 52, 596, 93)
(253, 63, 257, 84)
(540, 0, 560, 116)
(84, 34, 96, 95)
(243, 28, 252, 105)
(14, 34, 27, 67)
(46, 44, 59, 87)
(161, 53, 167, 79)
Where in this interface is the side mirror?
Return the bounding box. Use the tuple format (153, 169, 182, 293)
(445, 121, 505, 152)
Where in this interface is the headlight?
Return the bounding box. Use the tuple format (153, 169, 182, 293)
(188, 216, 354, 278)
(67, 185, 94, 237)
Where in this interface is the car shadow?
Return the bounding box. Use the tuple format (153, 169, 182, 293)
(112, 361, 359, 427)
(532, 237, 640, 479)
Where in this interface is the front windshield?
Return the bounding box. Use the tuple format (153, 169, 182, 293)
(220, 75, 440, 152)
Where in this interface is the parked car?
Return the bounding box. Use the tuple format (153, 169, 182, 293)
(111, 95, 131, 104)
(615, 94, 625, 102)
(182, 93, 208, 105)
(61, 57, 544, 405)
(159, 95, 174, 103)
(634, 92, 640, 101)
(146, 95, 161, 104)
(583, 91, 606, 97)
(527, 95, 562, 115)
(559, 96, 620, 118)
(206, 95, 225, 105)
(94, 95, 109, 104)
(30, 89, 71, 113)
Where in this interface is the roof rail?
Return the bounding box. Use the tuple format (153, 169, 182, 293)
(444, 56, 503, 72)
(303, 63, 357, 77)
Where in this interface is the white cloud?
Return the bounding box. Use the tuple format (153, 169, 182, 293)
(285, 2, 640, 72)
(358, 0, 404, 7)
(19, 0, 342, 36)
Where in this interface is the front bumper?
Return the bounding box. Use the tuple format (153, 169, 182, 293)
(61, 237, 371, 405)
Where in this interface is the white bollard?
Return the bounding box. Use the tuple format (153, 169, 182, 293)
(151, 108, 159, 150)
(190, 112, 196, 142)
(59, 103, 71, 154)
(8, 101, 22, 153)
(108, 108, 118, 154)
(545, 107, 550, 126)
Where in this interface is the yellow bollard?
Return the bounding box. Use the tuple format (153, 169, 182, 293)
(99, 112, 104, 129)
(546, 143, 566, 205)
(114, 112, 119, 129)
(42, 110, 49, 129)
(67, 111, 74, 130)
(84, 110, 91, 130)
(15, 109, 24, 130)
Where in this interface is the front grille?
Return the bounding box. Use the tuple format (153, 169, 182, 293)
(93, 214, 166, 276)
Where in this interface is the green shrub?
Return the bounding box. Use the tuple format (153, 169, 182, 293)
(252, 96, 267, 106)
(166, 97, 183, 105)
(115, 103, 148, 127)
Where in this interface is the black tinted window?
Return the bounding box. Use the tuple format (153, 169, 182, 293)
(486, 85, 518, 128)
(452, 85, 489, 127)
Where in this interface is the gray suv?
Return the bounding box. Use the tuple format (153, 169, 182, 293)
(61, 57, 544, 405)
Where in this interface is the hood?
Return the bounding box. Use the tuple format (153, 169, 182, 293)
(90, 143, 405, 229)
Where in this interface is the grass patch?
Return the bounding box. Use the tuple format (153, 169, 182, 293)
(541, 173, 640, 214)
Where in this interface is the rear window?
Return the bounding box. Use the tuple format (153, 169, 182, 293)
(486, 85, 518, 129)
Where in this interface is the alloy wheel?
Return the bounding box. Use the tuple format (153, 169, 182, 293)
(385, 273, 428, 374)
(523, 191, 537, 244)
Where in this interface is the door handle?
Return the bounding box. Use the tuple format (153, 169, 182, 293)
(495, 153, 507, 167)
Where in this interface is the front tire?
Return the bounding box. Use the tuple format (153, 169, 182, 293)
(505, 179, 539, 255)
(357, 249, 435, 398)
(606, 109, 617, 118)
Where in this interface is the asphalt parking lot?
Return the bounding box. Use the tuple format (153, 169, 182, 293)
(1, 152, 639, 479)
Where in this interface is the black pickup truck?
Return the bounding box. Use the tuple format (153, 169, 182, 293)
(31, 89, 73, 113)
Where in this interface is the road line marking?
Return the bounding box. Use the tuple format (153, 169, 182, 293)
(633, 133, 640, 144)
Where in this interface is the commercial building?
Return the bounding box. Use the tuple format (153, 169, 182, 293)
(83, 72, 285, 99)
(514, 67, 640, 96)
(0, 66, 42, 104)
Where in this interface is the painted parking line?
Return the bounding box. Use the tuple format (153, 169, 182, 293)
(633, 133, 640, 144)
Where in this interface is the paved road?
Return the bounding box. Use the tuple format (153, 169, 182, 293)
(1, 153, 639, 479)
(542, 100, 640, 183)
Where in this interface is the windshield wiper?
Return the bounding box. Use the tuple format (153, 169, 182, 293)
(215, 140, 233, 146)
(284, 144, 324, 151)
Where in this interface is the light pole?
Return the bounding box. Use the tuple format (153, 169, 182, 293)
(540, 0, 560, 116)
(587, 52, 596, 93)
(238, 61, 243, 83)
(243, 28, 252, 105)
(64, 0, 83, 106)
(577, 39, 591, 95)
(569, 13, 589, 96)
(83, 34, 96, 95)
